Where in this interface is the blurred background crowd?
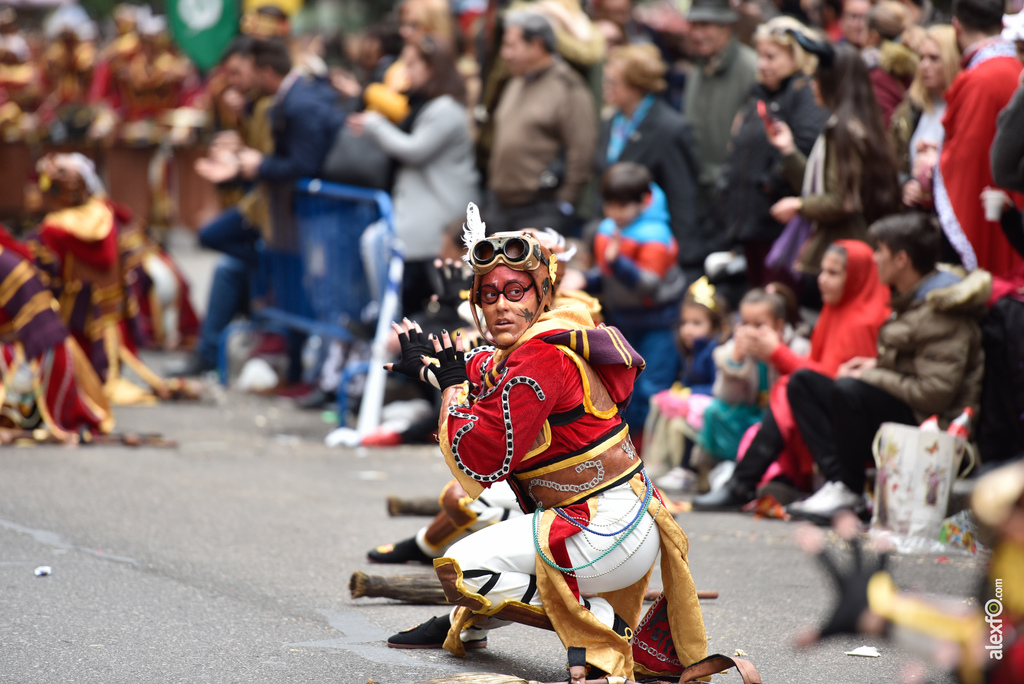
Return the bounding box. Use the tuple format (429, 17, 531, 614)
(1, 0, 1024, 513)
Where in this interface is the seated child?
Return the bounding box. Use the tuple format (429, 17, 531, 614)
(692, 287, 810, 483)
(587, 162, 687, 439)
(649, 277, 730, 491)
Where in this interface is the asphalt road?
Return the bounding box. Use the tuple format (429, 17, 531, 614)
(0, 371, 984, 684)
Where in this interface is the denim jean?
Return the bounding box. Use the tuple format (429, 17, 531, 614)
(197, 256, 250, 367)
(198, 208, 261, 269)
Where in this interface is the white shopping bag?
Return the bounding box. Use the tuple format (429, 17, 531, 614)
(871, 422, 976, 545)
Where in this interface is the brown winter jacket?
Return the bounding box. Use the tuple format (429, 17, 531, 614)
(860, 268, 991, 427)
(781, 130, 870, 275)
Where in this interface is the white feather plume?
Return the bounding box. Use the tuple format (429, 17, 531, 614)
(462, 202, 486, 263)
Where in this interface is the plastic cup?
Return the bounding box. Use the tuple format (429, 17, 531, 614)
(981, 187, 1009, 221)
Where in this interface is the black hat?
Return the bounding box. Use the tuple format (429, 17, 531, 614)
(687, 0, 738, 24)
(786, 28, 835, 68)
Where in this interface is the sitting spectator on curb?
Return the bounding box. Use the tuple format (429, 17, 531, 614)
(785, 213, 990, 523)
(648, 277, 731, 492)
(693, 240, 891, 510)
(691, 288, 810, 482)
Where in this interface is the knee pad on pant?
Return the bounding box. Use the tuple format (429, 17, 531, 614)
(423, 480, 478, 552)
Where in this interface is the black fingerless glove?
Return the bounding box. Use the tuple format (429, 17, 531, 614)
(434, 260, 474, 311)
(817, 538, 888, 639)
(433, 336, 468, 391)
(390, 325, 435, 381)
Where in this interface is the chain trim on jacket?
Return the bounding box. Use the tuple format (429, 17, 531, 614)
(449, 375, 545, 484)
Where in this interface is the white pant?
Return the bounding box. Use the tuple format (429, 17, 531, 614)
(415, 480, 523, 556)
(446, 481, 661, 635)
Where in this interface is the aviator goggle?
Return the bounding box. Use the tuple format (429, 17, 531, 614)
(469, 233, 550, 276)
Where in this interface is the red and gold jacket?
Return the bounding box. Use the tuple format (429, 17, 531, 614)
(435, 304, 708, 678)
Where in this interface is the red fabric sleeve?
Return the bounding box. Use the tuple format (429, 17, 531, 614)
(39, 226, 119, 272)
(769, 343, 828, 376)
(445, 342, 574, 479)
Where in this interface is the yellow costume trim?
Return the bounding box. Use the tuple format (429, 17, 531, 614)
(28, 352, 74, 443)
(425, 480, 481, 552)
(556, 345, 618, 419)
(522, 420, 552, 461)
(0, 259, 33, 308)
(65, 337, 114, 433)
(101, 324, 158, 406)
(492, 303, 596, 364)
(605, 327, 633, 368)
(534, 489, 641, 676)
(434, 555, 494, 614)
(434, 555, 549, 657)
(438, 382, 485, 499)
(517, 426, 628, 478)
(42, 198, 115, 242)
(0, 291, 56, 337)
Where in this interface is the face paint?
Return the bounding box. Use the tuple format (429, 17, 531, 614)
(479, 265, 541, 349)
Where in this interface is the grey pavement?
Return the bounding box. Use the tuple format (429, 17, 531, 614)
(0, 231, 984, 683)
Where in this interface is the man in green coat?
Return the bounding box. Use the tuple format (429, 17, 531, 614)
(682, 0, 758, 273)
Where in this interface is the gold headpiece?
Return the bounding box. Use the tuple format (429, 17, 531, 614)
(687, 276, 718, 313)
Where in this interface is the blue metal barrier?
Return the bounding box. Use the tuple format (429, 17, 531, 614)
(218, 179, 397, 385)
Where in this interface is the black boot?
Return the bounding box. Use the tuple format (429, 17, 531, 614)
(692, 479, 755, 511)
(387, 614, 487, 649)
(367, 537, 432, 564)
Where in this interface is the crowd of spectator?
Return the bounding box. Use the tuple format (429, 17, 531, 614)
(177, 0, 1024, 520)
(2, 0, 1024, 521)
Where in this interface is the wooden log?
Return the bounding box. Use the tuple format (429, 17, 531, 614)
(350, 571, 718, 605)
(387, 496, 443, 517)
(0, 428, 176, 448)
(367, 675, 543, 684)
(350, 571, 447, 604)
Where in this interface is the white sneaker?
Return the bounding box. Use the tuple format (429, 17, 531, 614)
(655, 467, 697, 492)
(788, 481, 863, 522)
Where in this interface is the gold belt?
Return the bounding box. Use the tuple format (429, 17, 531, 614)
(513, 429, 641, 510)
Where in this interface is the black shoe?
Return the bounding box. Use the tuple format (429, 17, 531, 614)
(367, 537, 432, 564)
(164, 353, 215, 377)
(295, 387, 336, 410)
(756, 477, 804, 506)
(692, 481, 755, 511)
(387, 615, 487, 649)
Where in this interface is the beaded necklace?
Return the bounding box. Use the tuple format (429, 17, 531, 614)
(533, 477, 654, 574)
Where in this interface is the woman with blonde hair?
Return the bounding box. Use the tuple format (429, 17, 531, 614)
(889, 24, 960, 209)
(721, 16, 829, 286)
(595, 43, 700, 270)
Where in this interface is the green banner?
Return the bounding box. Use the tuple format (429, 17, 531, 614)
(169, 0, 239, 72)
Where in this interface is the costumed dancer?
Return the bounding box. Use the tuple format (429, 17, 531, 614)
(26, 152, 193, 404)
(383, 206, 706, 681)
(0, 237, 113, 443)
(0, 8, 43, 141)
(39, 5, 98, 141)
(368, 228, 586, 566)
